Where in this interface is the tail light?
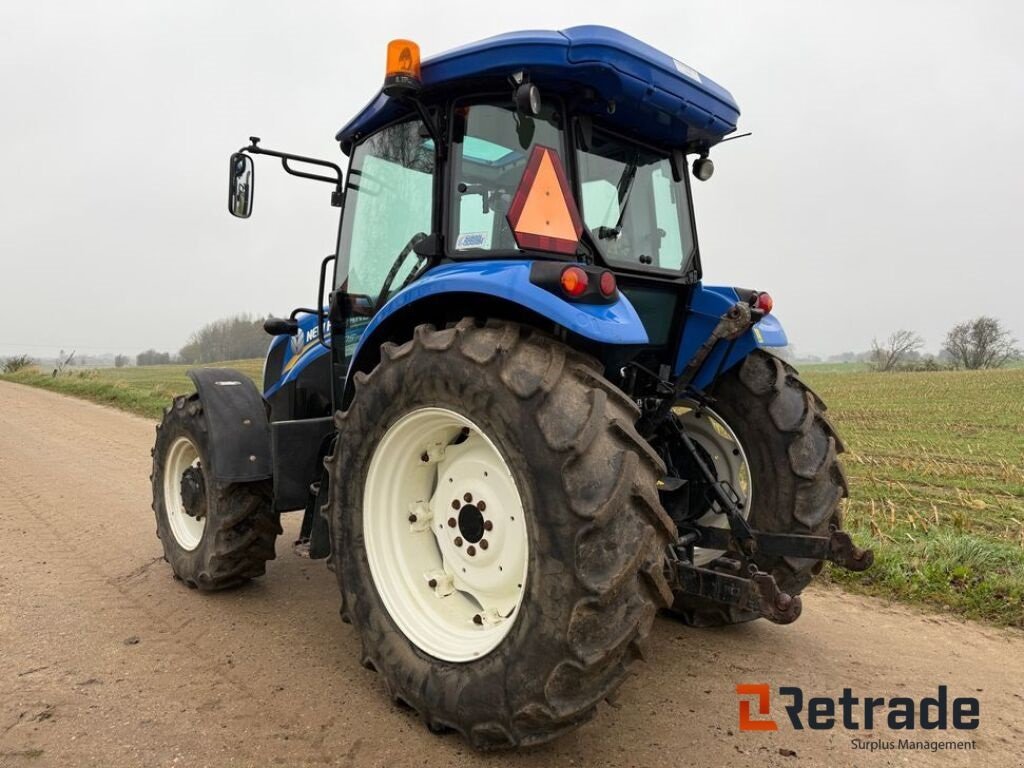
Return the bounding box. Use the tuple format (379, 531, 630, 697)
(529, 263, 617, 303)
(755, 292, 774, 313)
(560, 266, 589, 298)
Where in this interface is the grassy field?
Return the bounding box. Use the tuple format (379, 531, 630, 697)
(0, 360, 264, 419)
(3, 359, 1022, 626)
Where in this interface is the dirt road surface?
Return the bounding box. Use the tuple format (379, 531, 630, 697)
(1, 381, 1022, 768)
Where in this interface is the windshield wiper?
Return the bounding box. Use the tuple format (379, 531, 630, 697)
(596, 156, 639, 240)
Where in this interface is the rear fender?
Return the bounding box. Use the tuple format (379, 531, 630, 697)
(675, 284, 788, 390)
(344, 259, 648, 400)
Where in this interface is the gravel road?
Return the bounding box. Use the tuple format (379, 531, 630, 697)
(1, 381, 1021, 767)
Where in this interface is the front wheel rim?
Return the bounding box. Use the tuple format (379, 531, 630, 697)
(163, 436, 207, 551)
(363, 407, 529, 663)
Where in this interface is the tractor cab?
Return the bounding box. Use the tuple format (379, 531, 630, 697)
(326, 27, 742, 389)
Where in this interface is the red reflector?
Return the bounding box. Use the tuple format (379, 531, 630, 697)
(599, 271, 616, 297)
(506, 146, 584, 256)
(755, 292, 774, 313)
(560, 266, 589, 298)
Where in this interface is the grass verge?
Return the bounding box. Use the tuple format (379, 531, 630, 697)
(0, 361, 262, 420)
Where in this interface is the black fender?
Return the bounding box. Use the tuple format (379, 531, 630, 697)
(187, 368, 272, 483)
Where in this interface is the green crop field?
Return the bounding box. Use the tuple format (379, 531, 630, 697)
(800, 365, 1024, 627)
(3, 360, 1022, 626)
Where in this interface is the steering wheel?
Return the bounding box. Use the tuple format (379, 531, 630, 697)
(375, 232, 427, 310)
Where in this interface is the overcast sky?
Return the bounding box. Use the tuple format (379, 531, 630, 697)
(1, 0, 1022, 360)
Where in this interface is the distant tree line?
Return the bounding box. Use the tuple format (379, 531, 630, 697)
(177, 314, 269, 364)
(136, 349, 172, 366)
(867, 316, 1019, 372)
(125, 314, 271, 366)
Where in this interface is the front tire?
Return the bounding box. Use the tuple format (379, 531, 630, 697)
(326, 320, 674, 748)
(150, 392, 280, 590)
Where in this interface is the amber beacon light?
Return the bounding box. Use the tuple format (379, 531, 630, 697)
(384, 39, 422, 97)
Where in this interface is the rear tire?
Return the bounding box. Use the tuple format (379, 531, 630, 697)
(326, 320, 674, 748)
(668, 350, 849, 626)
(150, 392, 280, 590)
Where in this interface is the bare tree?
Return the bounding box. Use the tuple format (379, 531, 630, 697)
(943, 316, 1020, 369)
(870, 330, 924, 372)
(2, 354, 33, 374)
(114, 354, 130, 368)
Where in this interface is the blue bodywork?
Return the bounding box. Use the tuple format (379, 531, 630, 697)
(337, 26, 740, 152)
(263, 264, 786, 399)
(263, 313, 331, 399)
(352, 260, 649, 356)
(676, 285, 788, 390)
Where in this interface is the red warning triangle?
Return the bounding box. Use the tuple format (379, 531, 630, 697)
(507, 146, 583, 255)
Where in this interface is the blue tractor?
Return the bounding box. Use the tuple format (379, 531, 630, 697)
(150, 27, 872, 748)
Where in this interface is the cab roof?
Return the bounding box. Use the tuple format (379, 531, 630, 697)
(336, 26, 740, 153)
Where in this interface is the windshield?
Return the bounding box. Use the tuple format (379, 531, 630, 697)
(576, 129, 695, 273)
(449, 101, 565, 253)
(335, 119, 435, 302)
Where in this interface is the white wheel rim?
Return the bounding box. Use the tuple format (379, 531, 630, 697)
(672, 403, 752, 566)
(363, 407, 529, 663)
(163, 436, 206, 551)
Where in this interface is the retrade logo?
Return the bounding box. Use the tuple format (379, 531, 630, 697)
(736, 684, 777, 731)
(736, 684, 979, 733)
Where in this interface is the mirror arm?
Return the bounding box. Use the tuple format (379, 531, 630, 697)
(241, 137, 345, 207)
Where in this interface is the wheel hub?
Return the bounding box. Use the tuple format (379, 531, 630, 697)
(180, 466, 207, 521)
(457, 502, 485, 543)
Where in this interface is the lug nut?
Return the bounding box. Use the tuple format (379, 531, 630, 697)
(483, 520, 493, 531)
(447, 517, 457, 528)
(472, 614, 483, 625)
(454, 537, 463, 547)
(428, 578, 437, 588)
(451, 499, 460, 509)
(408, 514, 417, 523)
(478, 501, 486, 511)
(480, 539, 489, 550)
(467, 545, 476, 556)
(463, 492, 473, 503)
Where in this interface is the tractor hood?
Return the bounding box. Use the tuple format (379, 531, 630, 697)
(336, 26, 740, 153)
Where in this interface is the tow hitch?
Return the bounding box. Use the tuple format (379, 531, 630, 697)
(667, 524, 874, 624)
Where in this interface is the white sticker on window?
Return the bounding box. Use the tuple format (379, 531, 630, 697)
(456, 232, 490, 250)
(673, 59, 702, 83)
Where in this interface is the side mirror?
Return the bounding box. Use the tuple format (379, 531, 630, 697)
(228, 152, 254, 218)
